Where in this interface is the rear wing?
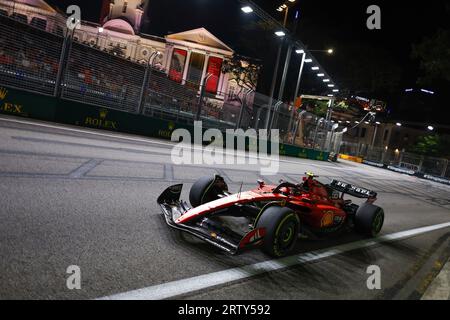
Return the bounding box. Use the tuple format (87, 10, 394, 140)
(329, 180, 377, 199)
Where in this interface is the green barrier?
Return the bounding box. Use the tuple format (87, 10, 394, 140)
(54, 99, 195, 140)
(0, 85, 329, 161)
(0, 85, 57, 120)
(280, 143, 328, 161)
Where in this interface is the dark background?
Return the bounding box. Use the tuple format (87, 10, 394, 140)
(47, 0, 450, 125)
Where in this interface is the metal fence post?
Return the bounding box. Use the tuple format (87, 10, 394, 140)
(440, 159, 448, 177)
(53, 29, 73, 97)
(312, 118, 324, 150)
(269, 101, 282, 131)
(418, 155, 425, 173)
(290, 110, 305, 145)
(138, 51, 161, 115)
(236, 89, 254, 129)
(196, 73, 212, 121)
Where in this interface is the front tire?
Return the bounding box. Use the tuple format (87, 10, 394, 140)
(256, 206, 299, 257)
(354, 203, 384, 237)
(189, 175, 228, 207)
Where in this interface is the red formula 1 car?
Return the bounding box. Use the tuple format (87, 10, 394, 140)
(157, 173, 385, 257)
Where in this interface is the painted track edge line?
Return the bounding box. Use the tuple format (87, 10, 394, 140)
(97, 221, 450, 300)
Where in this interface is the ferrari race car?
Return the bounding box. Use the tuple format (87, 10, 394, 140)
(157, 173, 385, 257)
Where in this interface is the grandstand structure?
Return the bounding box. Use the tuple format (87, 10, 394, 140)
(0, 0, 258, 129)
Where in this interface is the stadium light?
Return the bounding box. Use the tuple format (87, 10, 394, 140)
(421, 89, 435, 95)
(275, 31, 286, 37)
(241, 6, 253, 13)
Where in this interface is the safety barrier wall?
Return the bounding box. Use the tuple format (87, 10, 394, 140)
(0, 85, 329, 161)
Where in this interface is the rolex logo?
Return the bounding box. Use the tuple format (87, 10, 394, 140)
(0, 87, 7, 100)
(99, 109, 108, 119)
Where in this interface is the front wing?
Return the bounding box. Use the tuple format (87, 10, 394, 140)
(157, 184, 265, 255)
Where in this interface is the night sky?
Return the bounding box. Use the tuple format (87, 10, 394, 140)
(47, 0, 449, 125)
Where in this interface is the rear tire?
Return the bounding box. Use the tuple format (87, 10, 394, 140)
(189, 175, 228, 207)
(354, 203, 384, 237)
(256, 206, 299, 257)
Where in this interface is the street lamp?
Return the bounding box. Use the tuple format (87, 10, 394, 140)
(241, 6, 253, 13)
(309, 49, 334, 55)
(427, 126, 434, 131)
(276, 0, 296, 26)
(421, 89, 435, 95)
(265, 0, 297, 129)
(396, 122, 402, 127)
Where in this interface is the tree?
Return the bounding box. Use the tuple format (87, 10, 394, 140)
(412, 29, 450, 85)
(221, 55, 261, 93)
(409, 134, 450, 157)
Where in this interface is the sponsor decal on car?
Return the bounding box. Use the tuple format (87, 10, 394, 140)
(321, 211, 334, 227)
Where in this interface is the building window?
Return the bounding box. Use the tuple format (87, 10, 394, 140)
(30, 17, 47, 30)
(361, 128, 367, 138)
(228, 85, 236, 98)
(122, 1, 128, 13)
(186, 52, 206, 88)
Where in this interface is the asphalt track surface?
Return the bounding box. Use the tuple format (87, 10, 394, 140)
(0, 115, 449, 300)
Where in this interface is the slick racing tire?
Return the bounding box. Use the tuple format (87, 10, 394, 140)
(189, 175, 228, 207)
(256, 206, 299, 257)
(354, 203, 384, 237)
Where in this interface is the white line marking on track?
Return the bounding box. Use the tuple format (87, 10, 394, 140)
(98, 222, 450, 300)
